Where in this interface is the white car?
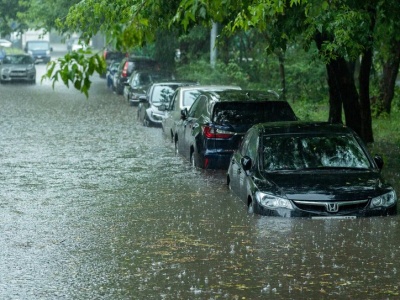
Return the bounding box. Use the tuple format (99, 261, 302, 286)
(160, 85, 241, 143)
(0, 39, 12, 48)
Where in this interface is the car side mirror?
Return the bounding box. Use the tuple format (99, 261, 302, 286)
(241, 156, 252, 171)
(180, 108, 188, 120)
(139, 96, 147, 103)
(374, 155, 384, 170)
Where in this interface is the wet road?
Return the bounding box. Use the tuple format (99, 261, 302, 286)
(1, 58, 400, 299)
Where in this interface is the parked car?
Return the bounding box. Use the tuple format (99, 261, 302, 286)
(227, 121, 397, 218)
(0, 48, 6, 62)
(137, 81, 197, 127)
(0, 54, 36, 84)
(113, 56, 158, 95)
(101, 49, 127, 78)
(123, 70, 174, 106)
(106, 60, 120, 90)
(160, 85, 241, 143)
(0, 39, 12, 48)
(24, 40, 52, 63)
(175, 89, 298, 169)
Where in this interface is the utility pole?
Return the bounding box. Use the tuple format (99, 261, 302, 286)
(210, 22, 218, 68)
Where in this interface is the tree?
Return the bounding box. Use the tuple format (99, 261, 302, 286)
(41, 0, 399, 143)
(0, 0, 30, 36)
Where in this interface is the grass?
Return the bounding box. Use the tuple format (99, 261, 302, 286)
(1, 47, 25, 54)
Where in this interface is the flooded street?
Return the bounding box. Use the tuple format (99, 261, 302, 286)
(1, 60, 400, 299)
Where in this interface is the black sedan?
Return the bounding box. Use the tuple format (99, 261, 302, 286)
(176, 89, 298, 169)
(227, 121, 398, 218)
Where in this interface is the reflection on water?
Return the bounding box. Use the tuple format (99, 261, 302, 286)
(0, 74, 399, 299)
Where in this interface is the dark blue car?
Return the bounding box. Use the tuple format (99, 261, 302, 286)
(175, 89, 298, 169)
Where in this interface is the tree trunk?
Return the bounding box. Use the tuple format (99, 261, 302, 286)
(315, 33, 364, 141)
(378, 40, 400, 115)
(359, 49, 374, 143)
(277, 50, 286, 101)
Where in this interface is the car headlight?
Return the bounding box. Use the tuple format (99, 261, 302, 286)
(255, 192, 294, 210)
(370, 190, 397, 208)
(2, 68, 10, 74)
(28, 50, 33, 55)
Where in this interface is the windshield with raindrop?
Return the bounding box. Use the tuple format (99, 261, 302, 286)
(263, 134, 371, 171)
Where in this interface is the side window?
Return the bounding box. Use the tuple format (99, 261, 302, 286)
(188, 95, 204, 117)
(246, 131, 259, 161)
(169, 92, 177, 110)
(240, 129, 259, 161)
(240, 130, 253, 156)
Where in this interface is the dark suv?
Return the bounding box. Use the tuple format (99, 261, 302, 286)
(113, 56, 158, 95)
(175, 89, 298, 169)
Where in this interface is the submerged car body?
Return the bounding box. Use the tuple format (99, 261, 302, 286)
(227, 121, 398, 218)
(0, 54, 36, 84)
(123, 70, 173, 105)
(160, 85, 241, 143)
(137, 81, 197, 127)
(176, 89, 298, 169)
(113, 56, 158, 95)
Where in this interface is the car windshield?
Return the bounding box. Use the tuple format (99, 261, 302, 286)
(212, 101, 297, 125)
(263, 134, 371, 171)
(3, 55, 33, 65)
(152, 85, 176, 104)
(27, 42, 49, 50)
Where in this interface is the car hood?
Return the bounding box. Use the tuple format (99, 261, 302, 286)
(262, 171, 385, 201)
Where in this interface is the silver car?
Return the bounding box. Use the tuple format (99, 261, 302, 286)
(0, 54, 36, 84)
(160, 85, 241, 143)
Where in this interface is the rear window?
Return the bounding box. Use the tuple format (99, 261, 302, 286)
(127, 60, 158, 74)
(212, 101, 297, 125)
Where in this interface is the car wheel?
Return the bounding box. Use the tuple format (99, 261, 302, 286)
(174, 140, 179, 156)
(190, 151, 198, 168)
(248, 200, 254, 214)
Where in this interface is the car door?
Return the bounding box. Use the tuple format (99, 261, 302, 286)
(165, 91, 179, 139)
(183, 95, 209, 159)
(236, 129, 259, 200)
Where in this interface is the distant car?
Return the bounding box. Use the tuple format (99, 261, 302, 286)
(24, 40, 52, 63)
(0, 39, 12, 48)
(227, 121, 398, 218)
(0, 54, 36, 84)
(113, 56, 159, 95)
(159, 85, 241, 143)
(70, 39, 88, 52)
(106, 60, 120, 89)
(137, 81, 197, 127)
(101, 49, 127, 78)
(123, 70, 174, 106)
(176, 89, 298, 169)
(0, 48, 6, 62)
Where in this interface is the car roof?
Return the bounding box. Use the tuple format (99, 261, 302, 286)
(177, 85, 241, 92)
(126, 56, 156, 62)
(254, 121, 353, 136)
(151, 81, 198, 86)
(200, 89, 280, 102)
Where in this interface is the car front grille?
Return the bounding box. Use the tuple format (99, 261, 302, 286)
(293, 199, 369, 214)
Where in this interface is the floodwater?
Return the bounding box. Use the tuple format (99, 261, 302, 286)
(1, 60, 400, 300)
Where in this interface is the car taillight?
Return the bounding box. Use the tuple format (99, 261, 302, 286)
(122, 62, 128, 77)
(202, 125, 233, 139)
